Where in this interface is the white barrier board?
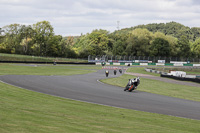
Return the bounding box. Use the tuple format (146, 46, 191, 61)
(96, 62, 102, 65)
(113, 63, 120, 66)
(156, 63, 165, 66)
(140, 63, 148, 66)
(125, 63, 132, 66)
(193, 64, 200, 66)
(174, 63, 183, 66)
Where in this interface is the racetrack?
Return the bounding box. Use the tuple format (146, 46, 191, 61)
(0, 69, 200, 120)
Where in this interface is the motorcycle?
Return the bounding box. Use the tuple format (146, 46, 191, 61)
(124, 77, 140, 92)
(105, 70, 109, 77)
(114, 70, 117, 75)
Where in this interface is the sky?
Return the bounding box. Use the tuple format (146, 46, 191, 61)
(1, 0, 200, 36)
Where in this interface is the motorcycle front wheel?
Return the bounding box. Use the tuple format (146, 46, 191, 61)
(124, 85, 129, 91)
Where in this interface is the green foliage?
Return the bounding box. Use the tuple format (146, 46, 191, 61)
(126, 29, 153, 56)
(177, 35, 191, 57)
(74, 29, 110, 57)
(0, 21, 77, 58)
(191, 38, 200, 57)
(46, 35, 62, 57)
(111, 34, 127, 55)
(33, 21, 54, 56)
(129, 21, 200, 41)
(150, 37, 170, 56)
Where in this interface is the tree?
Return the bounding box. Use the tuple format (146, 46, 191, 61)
(20, 38, 32, 54)
(150, 38, 170, 56)
(177, 35, 191, 57)
(46, 35, 62, 57)
(126, 28, 153, 56)
(87, 29, 110, 55)
(0, 28, 5, 45)
(191, 38, 200, 58)
(2, 24, 21, 53)
(74, 29, 110, 56)
(58, 37, 77, 58)
(112, 39, 126, 55)
(125, 36, 140, 56)
(111, 34, 127, 55)
(165, 35, 178, 57)
(18, 25, 34, 54)
(33, 21, 54, 56)
(153, 32, 178, 57)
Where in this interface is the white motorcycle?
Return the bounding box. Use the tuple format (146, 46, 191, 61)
(124, 77, 140, 92)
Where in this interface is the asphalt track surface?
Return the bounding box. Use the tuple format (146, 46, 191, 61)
(0, 69, 200, 120)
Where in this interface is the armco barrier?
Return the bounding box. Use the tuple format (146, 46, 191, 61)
(161, 74, 200, 84)
(183, 64, 193, 66)
(132, 63, 140, 65)
(148, 63, 156, 65)
(165, 63, 174, 66)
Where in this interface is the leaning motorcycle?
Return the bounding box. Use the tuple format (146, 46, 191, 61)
(124, 77, 140, 92)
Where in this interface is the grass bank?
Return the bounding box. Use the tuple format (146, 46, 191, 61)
(0, 53, 87, 63)
(0, 64, 101, 76)
(1, 81, 200, 133)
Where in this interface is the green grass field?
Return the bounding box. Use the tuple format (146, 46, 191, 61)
(0, 63, 200, 132)
(1, 81, 200, 133)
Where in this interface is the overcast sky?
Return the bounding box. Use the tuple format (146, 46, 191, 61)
(1, 0, 200, 36)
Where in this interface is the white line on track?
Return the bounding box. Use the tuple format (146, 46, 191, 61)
(96, 79, 105, 84)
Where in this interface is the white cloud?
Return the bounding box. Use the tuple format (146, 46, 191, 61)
(0, 0, 200, 36)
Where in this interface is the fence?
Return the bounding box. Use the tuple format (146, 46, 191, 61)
(88, 55, 200, 63)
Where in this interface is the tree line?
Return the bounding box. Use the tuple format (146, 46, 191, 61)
(0, 21, 76, 58)
(1, 21, 200, 58)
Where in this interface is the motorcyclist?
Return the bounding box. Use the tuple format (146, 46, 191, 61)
(105, 70, 109, 77)
(124, 77, 140, 92)
(119, 69, 122, 74)
(133, 77, 140, 89)
(114, 69, 117, 75)
(53, 61, 57, 65)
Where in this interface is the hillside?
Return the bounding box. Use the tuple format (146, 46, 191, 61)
(113, 22, 200, 41)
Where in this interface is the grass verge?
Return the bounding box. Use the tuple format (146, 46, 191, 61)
(0, 81, 200, 133)
(101, 74, 200, 102)
(0, 53, 87, 62)
(126, 67, 160, 76)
